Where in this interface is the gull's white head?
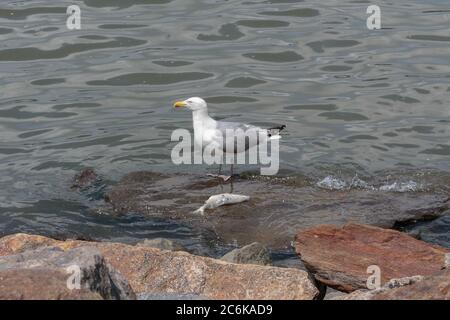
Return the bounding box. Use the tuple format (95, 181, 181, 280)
(173, 97, 207, 111)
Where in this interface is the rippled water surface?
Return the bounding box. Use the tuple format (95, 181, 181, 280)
(0, 0, 449, 255)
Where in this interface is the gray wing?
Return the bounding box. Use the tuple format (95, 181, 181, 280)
(214, 121, 267, 153)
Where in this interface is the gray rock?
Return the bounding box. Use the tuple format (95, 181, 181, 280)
(0, 246, 135, 300)
(324, 287, 347, 300)
(136, 238, 186, 252)
(221, 242, 272, 266)
(402, 211, 450, 249)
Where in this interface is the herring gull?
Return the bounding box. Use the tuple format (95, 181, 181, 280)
(173, 97, 285, 180)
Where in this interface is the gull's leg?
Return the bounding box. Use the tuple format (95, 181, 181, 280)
(207, 163, 231, 182)
(220, 164, 231, 182)
(230, 164, 234, 178)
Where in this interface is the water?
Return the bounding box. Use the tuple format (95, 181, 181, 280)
(0, 0, 449, 256)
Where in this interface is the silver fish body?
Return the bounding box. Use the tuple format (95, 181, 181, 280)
(194, 193, 250, 215)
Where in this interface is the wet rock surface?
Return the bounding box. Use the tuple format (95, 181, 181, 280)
(221, 242, 272, 266)
(102, 171, 449, 249)
(295, 223, 449, 292)
(401, 211, 450, 249)
(0, 246, 135, 300)
(0, 233, 319, 300)
(71, 168, 99, 190)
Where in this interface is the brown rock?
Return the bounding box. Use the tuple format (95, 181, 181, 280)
(0, 233, 319, 300)
(373, 269, 450, 300)
(336, 271, 450, 300)
(71, 168, 98, 189)
(333, 275, 424, 300)
(0, 246, 135, 300)
(295, 223, 449, 292)
(0, 269, 102, 300)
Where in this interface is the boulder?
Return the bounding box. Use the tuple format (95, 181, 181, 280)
(336, 271, 450, 300)
(0, 246, 135, 300)
(0, 269, 102, 300)
(372, 269, 450, 300)
(295, 223, 449, 292)
(0, 233, 319, 300)
(221, 242, 272, 266)
(136, 238, 186, 252)
(102, 171, 449, 248)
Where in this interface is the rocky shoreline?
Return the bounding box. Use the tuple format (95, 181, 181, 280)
(0, 223, 448, 300)
(0, 169, 448, 300)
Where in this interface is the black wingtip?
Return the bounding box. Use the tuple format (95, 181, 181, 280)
(269, 125, 286, 131)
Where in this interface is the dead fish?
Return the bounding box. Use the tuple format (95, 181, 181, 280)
(194, 193, 250, 215)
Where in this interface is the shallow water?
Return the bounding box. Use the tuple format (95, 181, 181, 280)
(0, 0, 449, 257)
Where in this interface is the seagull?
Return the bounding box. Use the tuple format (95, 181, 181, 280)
(173, 97, 285, 181)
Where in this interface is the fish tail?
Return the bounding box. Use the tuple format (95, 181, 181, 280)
(194, 205, 206, 215)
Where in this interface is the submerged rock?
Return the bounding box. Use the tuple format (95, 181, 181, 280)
(221, 242, 272, 266)
(71, 168, 99, 189)
(136, 238, 186, 252)
(102, 171, 449, 249)
(0, 246, 135, 300)
(295, 223, 449, 292)
(0, 233, 319, 300)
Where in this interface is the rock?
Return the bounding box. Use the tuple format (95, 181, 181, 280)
(324, 287, 347, 300)
(0, 233, 319, 300)
(71, 168, 99, 189)
(272, 255, 307, 271)
(401, 212, 450, 249)
(221, 242, 272, 266)
(445, 253, 450, 268)
(136, 238, 186, 252)
(0, 246, 135, 300)
(333, 276, 424, 300)
(138, 293, 205, 300)
(101, 171, 449, 248)
(295, 223, 449, 292)
(0, 269, 102, 300)
(372, 269, 450, 299)
(336, 271, 450, 300)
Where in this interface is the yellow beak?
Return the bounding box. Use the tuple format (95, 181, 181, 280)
(173, 101, 186, 108)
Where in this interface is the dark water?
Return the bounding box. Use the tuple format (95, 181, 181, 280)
(0, 0, 449, 257)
